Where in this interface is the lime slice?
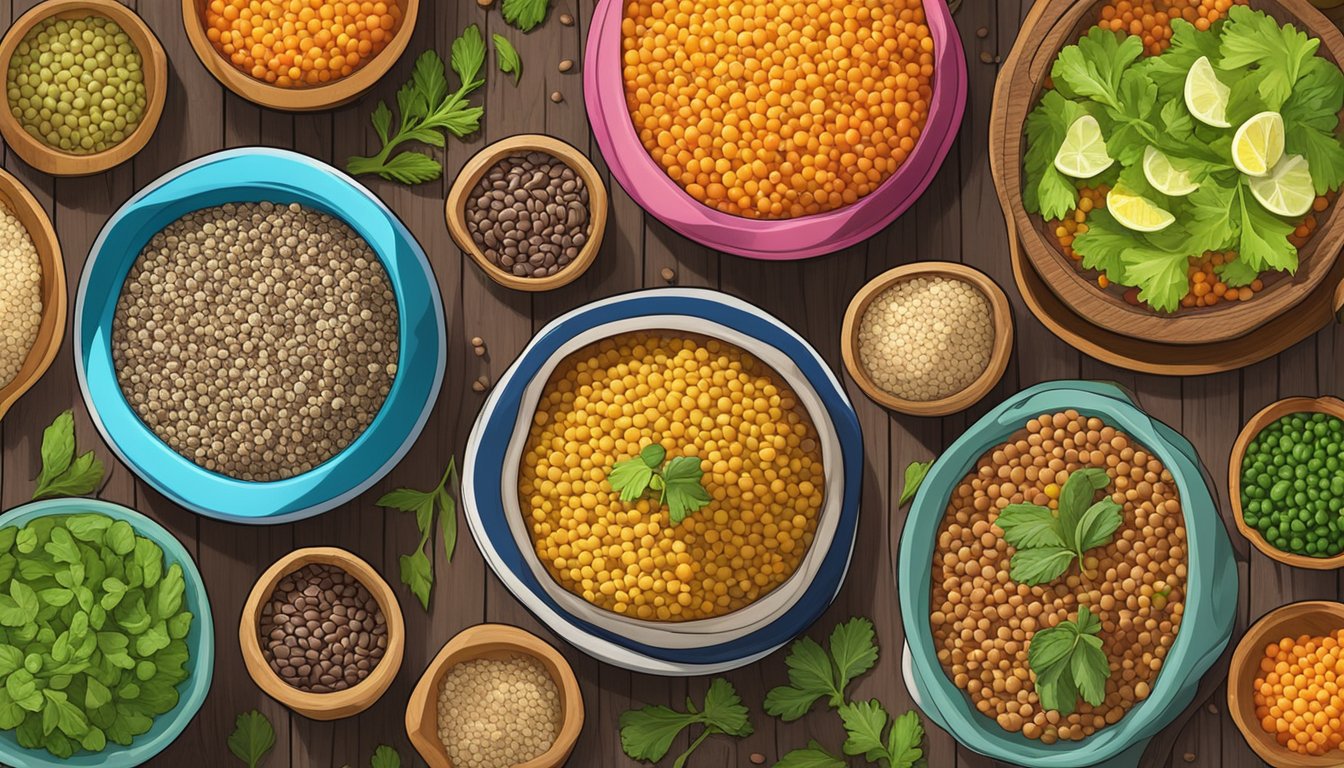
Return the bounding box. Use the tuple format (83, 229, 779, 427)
(1142, 146, 1200, 196)
(1107, 186, 1176, 232)
(1185, 56, 1231, 128)
(1249, 154, 1315, 217)
(1232, 111, 1286, 177)
(1054, 115, 1114, 178)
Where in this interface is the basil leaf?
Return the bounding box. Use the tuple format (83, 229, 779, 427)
(898, 461, 933, 506)
(398, 551, 432, 611)
(1074, 498, 1125, 552)
(1007, 547, 1075, 586)
(995, 505, 1066, 549)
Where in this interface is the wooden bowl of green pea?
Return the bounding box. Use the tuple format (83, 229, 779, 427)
(0, 0, 167, 176)
(1231, 396, 1344, 569)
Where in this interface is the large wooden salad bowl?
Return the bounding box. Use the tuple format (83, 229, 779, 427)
(990, 0, 1344, 347)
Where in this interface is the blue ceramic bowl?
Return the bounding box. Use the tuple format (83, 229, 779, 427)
(462, 289, 863, 675)
(75, 148, 446, 524)
(0, 498, 214, 768)
(898, 381, 1237, 768)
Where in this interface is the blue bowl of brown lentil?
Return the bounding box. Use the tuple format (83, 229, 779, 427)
(73, 148, 446, 524)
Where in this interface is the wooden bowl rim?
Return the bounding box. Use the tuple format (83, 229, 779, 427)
(1229, 396, 1344, 569)
(0, 167, 64, 421)
(839, 262, 1014, 417)
(446, 133, 608, 293)
(0, 0, 167, 176)
(238, 547, 405, 720)
(405, 623, 584, 768)
(179, 0, 419, 112)
(997, 0, 1344, 345)
(1227, 600, 1344, 767)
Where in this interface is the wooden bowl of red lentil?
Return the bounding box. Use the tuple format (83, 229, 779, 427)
(990, 0, 1344, 346)
(0, 166, 64, 422)
(180, 0, 419, 111)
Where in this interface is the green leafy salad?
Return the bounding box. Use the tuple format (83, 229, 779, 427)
(1023, 6, 1344, 312)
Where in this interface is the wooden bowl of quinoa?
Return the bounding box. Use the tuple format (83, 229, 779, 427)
(0, 165, 63, 422)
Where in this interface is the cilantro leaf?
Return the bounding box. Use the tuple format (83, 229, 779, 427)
(1023, 90, 1085, 218)
(227, 710, 275, 768)
(619, 678, 751, 765)
(1184, 182, 1239, 254)
(1122, 245, 1189, 314)
(1283, 56, 1344, 133)
(661, 456, 711, 523)
(451, 23, 487, 89)
(774, 742, 846, 768)
(1144, 19, 1223, 101)
(887, 710, 927, 768)
(1217, 255, 1261, 287)
(32, 411, 106, 501)
(1051, 28, 1144, 110)
(830, 617, 879, 695)
(700, 678, 753, 737)
(1072, 209, 1132, 284)
(609, 457, 655, 502)
(1219, 6, 1318, 109)
(997, 471, 1122, 586)
(370, 746, 401, 768)
(899, 460, 933, 506)
(1037, 166, 1080, 221)
(1029, 605, 1111, 717)
(1237, 184, 1297, 273)
(641, 444, 668, 467)
(493, 34, 522, 85)
(1286, 122, 1344, 195)
(838, 700, 889, 761)
(995, 504, 1066, 549)
(765, 636, 836, 720)
(501, 0, 551, 32)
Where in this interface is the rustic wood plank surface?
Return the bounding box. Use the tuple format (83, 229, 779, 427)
(0, 0, 1313, 766)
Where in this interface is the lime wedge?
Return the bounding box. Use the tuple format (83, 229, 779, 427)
(1107, 186, 1176, 232)
(1232, 111, 1286, 177)
(1185, 56, 1231, 128)
(1142, 146, 1200, 196)
(1249, 154, 1315, 217)
(1054, 115, 1114, 178)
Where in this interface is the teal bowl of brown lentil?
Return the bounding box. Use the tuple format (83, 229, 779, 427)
(74, 148, 447, 524)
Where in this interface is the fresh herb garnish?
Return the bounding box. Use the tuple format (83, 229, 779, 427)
(764, 617, 878, 720)
(501, 0, 551, 32)
(346, 28, 486, 185)
(369, 745, 401, 768)
(898, 460, 933, 506)
(776, 705, 925, 768)
(377, 459, 460, 610)
(995, 468, 1122, 586)
(32, 410, 106, 500)
(1028, 605, 1111, 716)
(608, 444, 711, 524)
(618, 677, 752, 767)
(227, 710, 275, 768)
(492, 34, 522, 85)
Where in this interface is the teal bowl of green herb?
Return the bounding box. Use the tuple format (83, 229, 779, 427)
(0, 498, 213, 768)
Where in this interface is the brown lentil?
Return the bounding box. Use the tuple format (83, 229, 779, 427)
(559, 58, 574, 73)
(660, 266, 676, 283)
(750, 753, 767, 765)
(436, 654, 562, 768)
(930, 411, 1187, 742)
(550, 90, 564, 103)
(560, 12, 575, 25)
(110, 201, 399, 481)
(466, 152, 591, 279)
(0, 203, 41, 389)
(260, 562, 388, 693)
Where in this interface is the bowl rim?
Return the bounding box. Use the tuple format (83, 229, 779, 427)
(0, 498, 214, 768)
(1229, 396, 1344, 569)
(445, 134, 608, 292)
(405, 623, 584, 768)
(897, 380, 1235, 765)
(179, 0, 419, 111)
(840, 262, 1015, 416)
(73, 147, 447, 524)
(0, 165, 65, 421)
(582, 0, 968, 260)
(0, 0, 168, 176)
(462, 287, 864, 674)
(239, 547, 405, 720)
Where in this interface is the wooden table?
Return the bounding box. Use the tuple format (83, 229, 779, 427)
(0, 0, 1301, 766)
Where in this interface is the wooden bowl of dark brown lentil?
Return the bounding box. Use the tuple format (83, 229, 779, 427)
(240, 547, 404, 721)
(447, 134, 607, 292)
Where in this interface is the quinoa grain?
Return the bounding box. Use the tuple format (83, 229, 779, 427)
(0, 203, 41, 389)
(436, 655, 561, 768)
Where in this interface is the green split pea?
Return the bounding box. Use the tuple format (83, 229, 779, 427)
(1241, 412, 1344, 558)
(5, 16, 146, 154)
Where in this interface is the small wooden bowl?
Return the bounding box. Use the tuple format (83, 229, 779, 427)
(840, 262, 1014, 417)
(182, 0, 418, 112)
(0, 167, 63, 421)
(1230, 396, 1344, 569)
(406, 624, 584, 768)
(447, 134, 608, 292)
(1228, 601, 1344, 767)
(240, 547, 405, 721)
(0, 0, 167, 176)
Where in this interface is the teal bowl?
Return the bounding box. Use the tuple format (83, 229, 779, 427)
(897, 380, 1237, 768)
(0, 498, 214, 768)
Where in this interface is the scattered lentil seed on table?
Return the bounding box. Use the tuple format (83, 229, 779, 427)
(260, 562, 388, 693)
(436, 655, 562, 768)
(6, 16, 147, 154)
(466, 152, 591, 279)
(110, 201, 399, 482)
(856, 276, 994, 402)
(0, 203, 41, 389)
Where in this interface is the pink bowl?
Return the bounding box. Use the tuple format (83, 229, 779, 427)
(584, 0, 969, 260)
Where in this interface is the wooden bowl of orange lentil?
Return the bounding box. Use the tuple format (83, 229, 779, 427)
(1228, 600, 1344, 767)
(990, 0, 1344, 346)
(181, 0, 418, 112)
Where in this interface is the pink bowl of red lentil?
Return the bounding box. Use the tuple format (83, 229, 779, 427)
(583, 0, 968, 260)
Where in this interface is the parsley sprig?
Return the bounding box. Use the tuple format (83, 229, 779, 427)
(501, 0, 551, 32)
(227, 710, 275, 768)
(1028, 605, 1111, 716)
(346, 27, 486, 185)
(995, 468, 1123, 586)
(764, 617, 879, 720)
(377, 460, 460, 611)
(32, 410, 106, 500)
(608, 444, 711, 524)
(775, 707, 925, 768)
(618, 678, 752, 767)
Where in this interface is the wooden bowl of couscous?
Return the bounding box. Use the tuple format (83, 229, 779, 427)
(0, 166, 64, 422)
(462, 288, 863, 673)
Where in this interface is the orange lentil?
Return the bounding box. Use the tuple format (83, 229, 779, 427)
(1094, 0, 1244, 54)
(1255, 629, 1344, 756)
(205, 0, 402, 87)
(621, 0, 934, 219)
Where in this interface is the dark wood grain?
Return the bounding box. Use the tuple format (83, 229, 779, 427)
(0, 1, 1301, 767)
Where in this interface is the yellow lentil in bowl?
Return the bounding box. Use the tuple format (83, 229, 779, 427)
(518, 332, 825, 622)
